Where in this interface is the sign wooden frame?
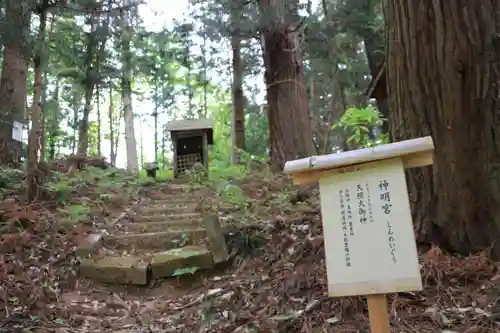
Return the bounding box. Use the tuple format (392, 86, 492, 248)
(284, 136, 435, 333)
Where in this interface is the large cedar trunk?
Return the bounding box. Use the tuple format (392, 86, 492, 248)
(259, 0, 315, 170)
(384, 1, 500, 257)
(0, 1, 30, 166)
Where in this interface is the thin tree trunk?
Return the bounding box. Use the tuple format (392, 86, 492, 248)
(26, 0, 47, 202)
(40, 72, 48, 162)
(96, 85, 101, 156)
(48, 79, 60, 160)
(361, 0, 388, 134)
(139, 119, 144, 167)
(161, 127, 166, 168)
(40, 13, 57, 161)
(113, 101, 124, 166)
(320, 2, 350, 153)
(71, 88, 80, 155)
(120, 5, 139, 172)
(153, 82, 158, 164)
(201, 7, 208, 118)
(108, 84, 115, 165)
(77, 13, 97, 156)
(93, 3, 111, 157)
(77, 78, 94, 155)
(231, 8, 245, 164)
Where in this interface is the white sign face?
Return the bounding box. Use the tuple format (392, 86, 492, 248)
(12, 121, 24, 142)
(319, 157, 422, 297)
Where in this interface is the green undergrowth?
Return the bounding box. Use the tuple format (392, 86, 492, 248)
(179, 154, 310, 225)
(0, 167, 26, 199)
(138, 168, 173, 182)
(0, 152, 308, 229)
(47, 167, 151, 200)
(45, 167, 158, 225)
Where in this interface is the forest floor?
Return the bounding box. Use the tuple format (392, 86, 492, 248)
(0, 161, 499, 333)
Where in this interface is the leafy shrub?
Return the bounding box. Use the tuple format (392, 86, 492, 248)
(66, 204, 91, 223)
(333, 106, 387, 148)
(0, 168, 25, 198)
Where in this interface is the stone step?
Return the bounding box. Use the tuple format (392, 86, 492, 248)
(150, 245, 213, 279)
(115, 222, 203, 235)
(79, 255, 150, 285)
(166, 184, 206, 190)
(149, 191, 199, 198)
(133, 212, 202, 223)
(148, 199, 202, 206)
(103, 229, 207, 250)
(149, 196, 207, 204)
(79, 245, 214, 285)
(150, 185, 207, 197)
(138, 204, 199, 215)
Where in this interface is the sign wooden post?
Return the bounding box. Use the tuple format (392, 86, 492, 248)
(284, 137, 434, 333)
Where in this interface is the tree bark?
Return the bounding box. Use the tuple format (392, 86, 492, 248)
(48, 78, 60, 160)
(384, 0, 500, 257)
(153, 77, 159, 164)
(259, 0, 315, 170)
(71, 88, 80, 155)
(231, 24, 245, 164)
(26, 0, 47, 202)
(0, 0, 30, 166)
(96, 85, 101, 156)
(338, 0, 388, 133)
(120, 5, 139, 172)
(354, 0, 389, 134)
(77, 75, 94, 155)
(108, 84, 115, 165)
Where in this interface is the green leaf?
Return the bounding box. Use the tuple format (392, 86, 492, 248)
(173, 266, 200, 276)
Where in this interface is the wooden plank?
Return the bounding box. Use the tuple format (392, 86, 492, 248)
(202, 131, 208, 172)
(172, 133, 178, 178)
(165, 119, 213, 131)
(291, 151, 432, 184)
(367, 294, 390, 333)
(202, 214, 229, 264)
(284, 136, 434, 176)
(172, 130, 205, 139)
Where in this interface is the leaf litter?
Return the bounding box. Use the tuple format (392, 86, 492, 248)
(0, 167, 499, 333)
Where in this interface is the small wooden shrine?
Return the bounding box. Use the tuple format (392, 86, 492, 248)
(165, 119, 213, 178)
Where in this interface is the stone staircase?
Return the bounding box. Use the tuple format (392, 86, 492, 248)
(77, 183, 229, 285)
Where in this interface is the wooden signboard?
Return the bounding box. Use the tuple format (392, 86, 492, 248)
(284, 136, 434, 333)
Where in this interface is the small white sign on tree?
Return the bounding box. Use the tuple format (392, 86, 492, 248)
(284, 136, 434, 333)
(12, 121, 25, 142)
